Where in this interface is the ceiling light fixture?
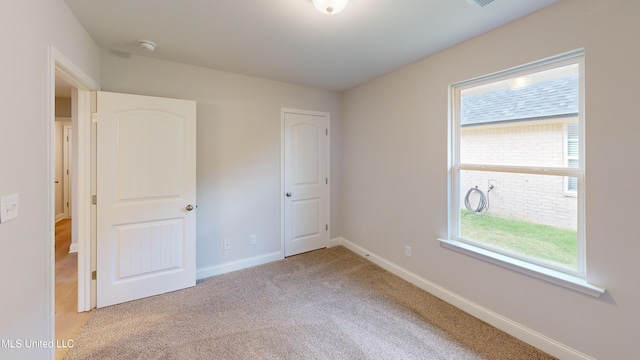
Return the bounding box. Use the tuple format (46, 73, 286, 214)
(312, 0, 348, 14)
(466, 0, 495, 7)
(138, 40, 156, 52)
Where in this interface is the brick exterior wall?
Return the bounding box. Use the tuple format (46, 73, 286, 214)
(459, 118, 577, 230)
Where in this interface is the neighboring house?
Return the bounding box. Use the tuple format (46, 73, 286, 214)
(459, 73, 579, 229)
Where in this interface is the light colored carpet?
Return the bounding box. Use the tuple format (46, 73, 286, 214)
(63, 246, 555, 359)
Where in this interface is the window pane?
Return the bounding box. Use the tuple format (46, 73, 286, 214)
(458, 170, 578, 271)
(460, 65, 579, 167)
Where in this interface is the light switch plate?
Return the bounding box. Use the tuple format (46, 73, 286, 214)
(0, 194, 19, 223)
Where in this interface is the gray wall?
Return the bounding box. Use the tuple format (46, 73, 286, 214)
(341, 0, 638, 359)
(3, 0, 638, 359)
(100, 52, 342, 276)
(0, 0, 100, 359)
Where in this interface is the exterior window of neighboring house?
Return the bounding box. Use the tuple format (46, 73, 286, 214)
(565, 123, 579, 194)
(444, 50, 589, 283)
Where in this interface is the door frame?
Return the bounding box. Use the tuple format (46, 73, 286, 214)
(48, 46, 99, 338)
(280, 108, 330, 257)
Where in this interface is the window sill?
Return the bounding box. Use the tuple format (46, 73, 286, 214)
(437, 238, 605, 297)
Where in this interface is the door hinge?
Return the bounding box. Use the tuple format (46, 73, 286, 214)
(326, 129, 328, 136)
(326, 178, 328, 185)
(91, 113, 98, 123)
(92, 195, 97, 205)
(92, 271, 97, 280)
(326, 224, 329, 231)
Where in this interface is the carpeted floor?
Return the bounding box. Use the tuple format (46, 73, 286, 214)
(63, 246, 555, 359)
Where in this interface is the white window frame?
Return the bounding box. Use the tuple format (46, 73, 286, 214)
(440, 49, 604, 297)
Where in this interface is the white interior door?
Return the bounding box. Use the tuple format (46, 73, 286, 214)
(283, 109, 329, 257)
(63, 125, 72, 219)
(97, 91, 196, 308)
(54, 120, 65, 221)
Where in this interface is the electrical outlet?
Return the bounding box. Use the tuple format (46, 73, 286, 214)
(0, 194, 19, 223)
(250, 234, 257, 245)
(223, 239, 231, 250)
(405, 246, 412, 257)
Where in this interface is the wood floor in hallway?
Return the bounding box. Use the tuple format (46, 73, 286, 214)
(55, 219, 90, 360)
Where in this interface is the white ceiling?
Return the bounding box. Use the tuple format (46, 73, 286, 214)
(64, 0, 558, 92)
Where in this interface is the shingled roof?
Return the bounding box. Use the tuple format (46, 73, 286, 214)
(460, 73, 578, 125)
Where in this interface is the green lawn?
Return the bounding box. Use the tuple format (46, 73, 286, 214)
(459, 210, 577, 270)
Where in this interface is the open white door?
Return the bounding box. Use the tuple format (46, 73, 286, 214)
(283, 109, 329, 257)
(96, 91, 196, 308)
(63, 125, 72, 220)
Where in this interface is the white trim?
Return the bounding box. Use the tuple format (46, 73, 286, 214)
(47, 52, 56, 360)
(196, 251, 283, 280)
(457, 163, 583, 177)
(280, 108, 331, 256)
(329, 236, 345, 248)
(336, 237, 597, 360)
(55, 213, 66, 223)
(76, 89, 95, 312)
(280, 112, 284, 255)
(49, 45, 99, 333)
(197, 237, 346, 280)
(68, 243, 78, 254)
(438, 238, 604, 297)
(454, 49, 585, 91)
(51, 47, 100, 91)
(449, 50, 588, 278)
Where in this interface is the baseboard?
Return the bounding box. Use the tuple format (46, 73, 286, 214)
(68, 243, 78, 253)
(196, 251, 283, 280)
(55, 213, 66, 223)
(197, 238, 347, 280)
(336, 237, 595, 360)
(329, 236, 345, 248)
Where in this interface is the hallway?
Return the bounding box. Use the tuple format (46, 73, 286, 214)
(55, 219, 89, 359)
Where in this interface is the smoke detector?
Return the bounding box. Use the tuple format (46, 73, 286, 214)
(466, 0, 495, 7)
(138, 40, 156, 52)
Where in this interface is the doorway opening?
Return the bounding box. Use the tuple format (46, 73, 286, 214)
(54, 76, 88, 359)
(49, 46, 99, 359)
(281, 108, 330, 257)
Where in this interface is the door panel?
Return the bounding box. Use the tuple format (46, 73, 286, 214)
(293, 199, 320, 238)
(115, 219, 183, 278)
(116, 111, 183, 200)
(293, 124, 320, 185)
(97, 91, 196, 308)
(283, 110, 329, 257)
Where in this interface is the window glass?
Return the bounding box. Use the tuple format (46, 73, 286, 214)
(459, 64, 579, 168)
(459, 170, 578, 271)
(450, 52, 584, 275)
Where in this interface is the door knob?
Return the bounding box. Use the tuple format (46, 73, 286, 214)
(186, 204, 194, 211)
(286, 192, 292, 197)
